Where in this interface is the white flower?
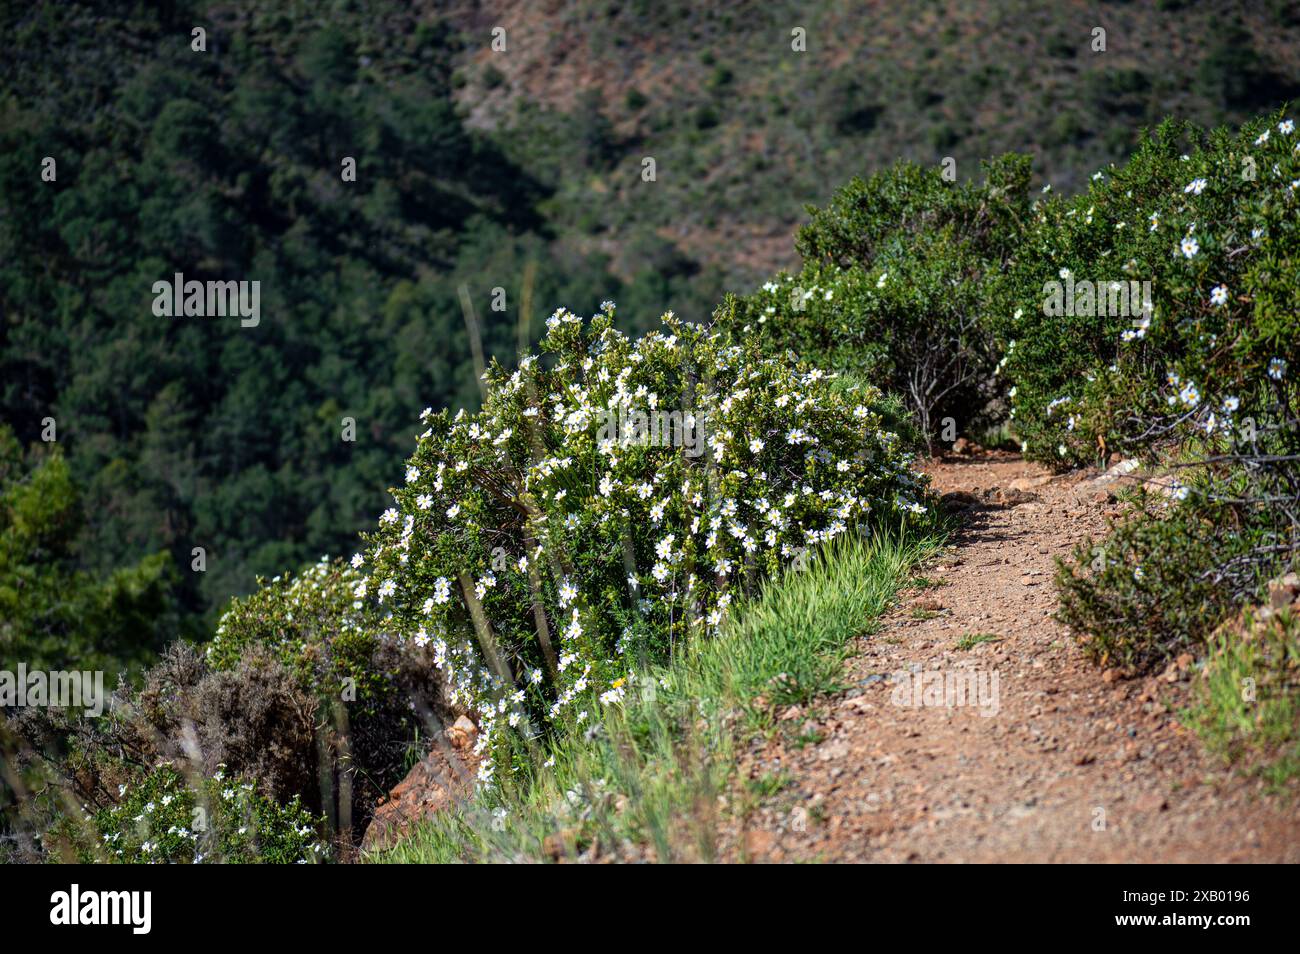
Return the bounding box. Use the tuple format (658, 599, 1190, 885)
(1281, 119, 1295, 135)
(749, 438, 765, 454)
(1267, 357, 1287, 381)
(433, 577, 452, 605)
(1184, 178, 1207, 195)
(1180, 236, 1199, 258)
(1209, 284, 1228, 306)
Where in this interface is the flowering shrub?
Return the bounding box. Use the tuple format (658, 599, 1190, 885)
(986, 111, 1300, 666)
(989, 112, 1299, 467)
(51, 764, 329, 863)
(358, 304, 931, 782)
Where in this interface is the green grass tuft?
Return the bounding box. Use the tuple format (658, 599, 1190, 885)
(954, 632, 1003, 651)
(1188, 607, 1300, 793)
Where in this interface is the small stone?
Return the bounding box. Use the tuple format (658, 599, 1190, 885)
(1267, 572, 1300, 609)
(446, 714, 478, 751)
(1135, 792, 1169, 813)
(1009, 474, 1054, 492)
(744, 828, 778, 858)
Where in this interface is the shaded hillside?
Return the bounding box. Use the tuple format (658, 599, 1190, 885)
(445, 0, 1300, 286)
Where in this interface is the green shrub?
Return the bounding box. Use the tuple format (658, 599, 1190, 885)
(49, 763, 329, 864)
(719, 154, 1032, 445)
(358, 304, 933, 784)
(1056, 488, 1268, 667)
(207, 558, 452, 824)
(210, 558, 400, 712)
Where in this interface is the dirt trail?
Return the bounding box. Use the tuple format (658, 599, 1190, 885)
(732, 451, 1300, 862)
